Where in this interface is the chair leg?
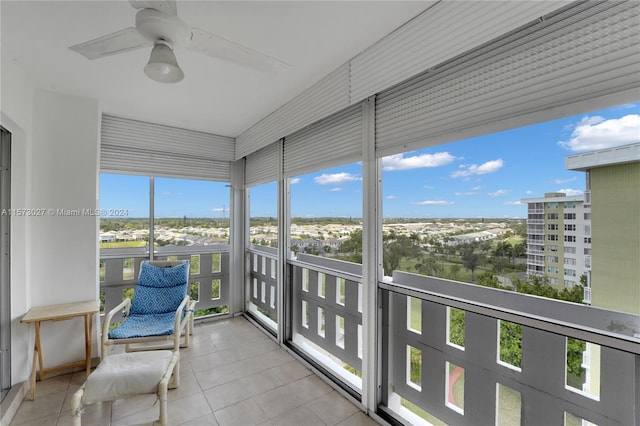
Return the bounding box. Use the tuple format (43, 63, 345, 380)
(169, 359, 180, 389)
(70, 386, 85, 426)
(156, 393, 168, 425)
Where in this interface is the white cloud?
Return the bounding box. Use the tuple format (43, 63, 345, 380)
(558, 114, 640, 152)
(314, 172, 361, 185)
(290, 177, 301, 184)
(386, 195, 397, 200)
(489, 189, 509, 197)
(329, 187, 342, 192)
(411, 200, 454, 206)
(455, 191, 479, 196)
(471, 186, 482, 191)
(383, 152, 455, 171)
(554, 177, 576, 184)
(451, 159, 504, 178)
(526, 190, 533, 195)
(504, 200, 523, 206)
(211, 207, 226, 212)
(557, 188, 584, 196)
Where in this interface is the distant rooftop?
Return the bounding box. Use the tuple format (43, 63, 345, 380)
(565, 142, 640, 171)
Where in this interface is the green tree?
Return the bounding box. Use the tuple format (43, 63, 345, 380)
(449, 308, 465, 347)
(382, 234, 420, 274)
(449, 264, 461, 280)
(499, 321, 522, 367)
(494, 241, 513, 259)
(338, 229, 362, 255)
(566, 337, 587, 379)
(512, 242, 526, 260)
(476, 271, 500, 288)
(414, 255, 443, 277)
(460, 244, 480, 282)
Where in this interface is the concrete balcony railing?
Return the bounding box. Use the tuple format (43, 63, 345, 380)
(269, 253, 639, 425)
(247, 245, 279, 333)
(99, 245, 230, 321)
(378, 272, 639, 426)
(288, 253, 363, 394)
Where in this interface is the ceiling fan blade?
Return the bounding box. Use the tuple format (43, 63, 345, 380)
(69, 27, 152, 60)
(129, 0, 177, 16)
(188, 27, 292, 73)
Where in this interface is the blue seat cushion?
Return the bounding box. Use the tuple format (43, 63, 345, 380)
(130, 283, 187, 315)
(130, 262, 189, 315)
(138, 262, 189, 288)
(108, 312, 177, 339)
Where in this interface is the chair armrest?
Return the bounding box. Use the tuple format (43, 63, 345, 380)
(102, 299, 131, 352)
(172, 296, 190, 347)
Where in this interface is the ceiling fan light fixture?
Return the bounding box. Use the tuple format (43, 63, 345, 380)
(144, 41, 184, 83)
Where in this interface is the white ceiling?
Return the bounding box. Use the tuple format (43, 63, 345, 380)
(1, 1, 431, 137)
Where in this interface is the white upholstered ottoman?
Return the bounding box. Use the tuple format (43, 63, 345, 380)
(70, 350, 179, 426)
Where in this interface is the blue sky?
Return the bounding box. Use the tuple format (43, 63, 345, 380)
(101, 103, 639, 219)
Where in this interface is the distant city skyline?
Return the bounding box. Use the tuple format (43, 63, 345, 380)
(101, 103, 639, 219)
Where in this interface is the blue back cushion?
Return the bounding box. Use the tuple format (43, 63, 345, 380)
(130, 262, 189, 315)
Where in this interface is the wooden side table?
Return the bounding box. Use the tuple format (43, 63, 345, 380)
(21, 300, 100, 400)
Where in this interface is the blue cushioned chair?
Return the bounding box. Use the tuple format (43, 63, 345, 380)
(101, 260, 193, 357)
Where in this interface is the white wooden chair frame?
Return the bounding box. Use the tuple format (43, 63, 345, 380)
(101, 260, 196, 358)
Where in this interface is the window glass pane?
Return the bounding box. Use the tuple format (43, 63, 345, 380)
(249, 181, 278, 248)
(290, 162, 362, 263)
(154, 177, 230, 247)
(247, 181, 278, 328)
(99, 173, 149, 248)
(379, 104, 636, 306)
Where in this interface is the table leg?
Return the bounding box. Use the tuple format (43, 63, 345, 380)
(29, 343, 37, 400)
(84, 313, 92, 377)
(35, 321, 44, 380)
(29, 321, 43, 400)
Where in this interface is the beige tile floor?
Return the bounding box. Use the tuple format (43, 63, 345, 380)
(10, 317, 379, 426)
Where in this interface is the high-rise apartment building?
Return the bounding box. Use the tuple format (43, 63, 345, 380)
(522, 192, 592, 291)
(566, 142, 640, 315)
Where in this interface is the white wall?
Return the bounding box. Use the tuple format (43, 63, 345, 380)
(29, 90, 100, 368)
(1, 45, 35, 384)
(1, 46, 101, 383)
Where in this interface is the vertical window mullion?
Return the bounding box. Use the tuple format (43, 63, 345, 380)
(149, 176, 155, 261)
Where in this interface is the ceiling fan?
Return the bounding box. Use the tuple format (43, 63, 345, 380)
(69, 0, 291, 83)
